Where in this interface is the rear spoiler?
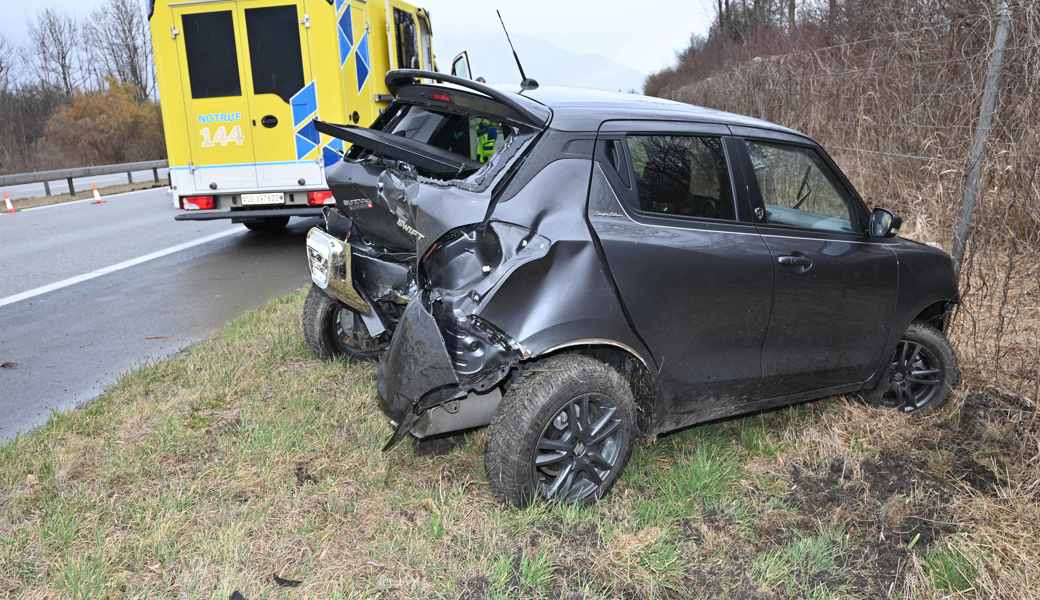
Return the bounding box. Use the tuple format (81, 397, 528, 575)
(315, 120, 483, 177)
(386, 69, 550, 129)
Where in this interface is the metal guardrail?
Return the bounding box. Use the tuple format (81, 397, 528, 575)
(0, 160, 170, 196)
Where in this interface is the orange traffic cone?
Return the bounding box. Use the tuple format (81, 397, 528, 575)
(2, 192, 15, 213)
(91, 184, 106, 205)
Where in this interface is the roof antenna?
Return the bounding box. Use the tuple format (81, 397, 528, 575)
(496, 9, 538, 91)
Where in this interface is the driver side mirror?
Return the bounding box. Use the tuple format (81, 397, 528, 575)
(869, 208, 903, 238)
(451, 51, 473, 80)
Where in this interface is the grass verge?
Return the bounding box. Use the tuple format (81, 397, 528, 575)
(1, 289, 1036, 598)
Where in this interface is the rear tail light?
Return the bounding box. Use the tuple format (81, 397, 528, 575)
(182, 195, 214, 210)
(307, 190, 334, 206)
(430, 92, 453, 103)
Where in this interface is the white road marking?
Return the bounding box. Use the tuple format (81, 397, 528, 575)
(0, 228, 242, 309)
(17, 187, 171, 213)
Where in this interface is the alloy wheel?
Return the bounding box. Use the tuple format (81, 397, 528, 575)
(333, 308, 384, 354)
(533, 393, 626, 502)
(880, 339, 945, 413)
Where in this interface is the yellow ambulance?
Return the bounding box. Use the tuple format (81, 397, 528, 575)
(148, 0, 436, 231)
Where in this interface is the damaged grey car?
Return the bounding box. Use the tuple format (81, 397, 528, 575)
(304, 70, 960, 506)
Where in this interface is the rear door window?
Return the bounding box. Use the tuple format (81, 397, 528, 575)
(244, 6, 305, 103)
(626, 135, 736, 221)
(183, 11, 241, 98)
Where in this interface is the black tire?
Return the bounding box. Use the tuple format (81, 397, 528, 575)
(485, 354, 638, 507)
(242, 216, 290, 233)
(301, 285, 387, 361)
(861, 321, 960, 415)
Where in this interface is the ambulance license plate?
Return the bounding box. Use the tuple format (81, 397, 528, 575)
(241, 193, 285, 206)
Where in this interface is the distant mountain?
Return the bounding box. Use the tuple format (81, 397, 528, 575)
(434, 32, 647, 93)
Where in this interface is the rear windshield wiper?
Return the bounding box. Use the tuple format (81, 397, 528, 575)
(315, 120, 483, 178)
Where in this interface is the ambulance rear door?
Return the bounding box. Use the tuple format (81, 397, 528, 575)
(171, 2, 257, 191)
(238, 0, 323, 189)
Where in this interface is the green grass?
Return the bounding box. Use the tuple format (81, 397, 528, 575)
(923, 543, 977, 594)
(750, 526, 849, 599)
(0, 288, 1032, 598)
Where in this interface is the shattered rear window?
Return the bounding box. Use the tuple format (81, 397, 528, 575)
(363, 105, 511, 172)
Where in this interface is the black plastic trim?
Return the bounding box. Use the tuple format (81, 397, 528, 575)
(174, 207, 324, 221)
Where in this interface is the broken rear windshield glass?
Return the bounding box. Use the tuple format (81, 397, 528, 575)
(351, 105, 511, 172)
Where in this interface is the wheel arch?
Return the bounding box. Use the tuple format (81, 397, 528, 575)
(912, 299, 957, 333)
(528, 341, 656, 435)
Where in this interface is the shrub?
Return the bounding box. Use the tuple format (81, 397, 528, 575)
(42, 78, 165, 166)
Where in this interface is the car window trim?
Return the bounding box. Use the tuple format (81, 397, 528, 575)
(609, 131, 742, 228)
(732, 135, 870, 238)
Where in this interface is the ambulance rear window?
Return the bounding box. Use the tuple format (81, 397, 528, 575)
(245, 6, 305, 103)
(183, 11, 242, 99)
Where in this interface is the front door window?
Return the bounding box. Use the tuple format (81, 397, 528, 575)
(744, 140, 857, 234)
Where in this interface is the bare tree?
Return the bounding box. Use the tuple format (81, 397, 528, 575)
(0, 35, 15, 92)
(83, 0, 154, 99)
(27, 9, 82, 95)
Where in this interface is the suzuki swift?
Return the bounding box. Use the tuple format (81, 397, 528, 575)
(304, 70, 960, 506)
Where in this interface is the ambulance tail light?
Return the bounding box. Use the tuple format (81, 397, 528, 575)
(182, 195, 215, 210)
(307, 191, 334, 206)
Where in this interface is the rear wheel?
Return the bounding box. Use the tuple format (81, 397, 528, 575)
(485, 354, 637, 507)
(862, 322, 959, 415)
(302, 285, 387, 361)
(243, 216, 290, 233)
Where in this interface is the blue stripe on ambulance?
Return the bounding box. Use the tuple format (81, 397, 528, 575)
(296, 120, 321, 160)
(337, 5, 353, 65)
(323, 138, 345, 167)
(355, 30, 370, 92)
(291, 82, 317, 128)
(290, 82, 320, 161)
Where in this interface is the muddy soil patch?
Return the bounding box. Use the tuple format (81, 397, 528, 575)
(783, 390, 1037, 594)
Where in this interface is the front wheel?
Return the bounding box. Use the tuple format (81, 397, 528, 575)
(302, 286, 387, 361)
(485, 354, 638, 507)
(862, 322, 960, 415)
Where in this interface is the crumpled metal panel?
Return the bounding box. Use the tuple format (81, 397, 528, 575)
(380, 298, 460, 422)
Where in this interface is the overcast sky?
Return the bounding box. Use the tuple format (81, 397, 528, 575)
(2, 0, 713, 84)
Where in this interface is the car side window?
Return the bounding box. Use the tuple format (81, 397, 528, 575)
(625, 135, 735, 221)
(743, 140, 858, 234)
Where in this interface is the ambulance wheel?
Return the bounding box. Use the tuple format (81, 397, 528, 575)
(243, 217, 290, 233)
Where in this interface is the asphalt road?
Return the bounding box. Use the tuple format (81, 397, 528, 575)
(0, 187, 314, 440)
(6, 168, 172, 200)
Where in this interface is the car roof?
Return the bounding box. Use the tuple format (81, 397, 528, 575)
(494, 84, 808, 138)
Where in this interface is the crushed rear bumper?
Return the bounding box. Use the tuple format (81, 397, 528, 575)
(378, 295, 519, 450)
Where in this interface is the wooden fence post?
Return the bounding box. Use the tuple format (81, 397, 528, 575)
(952, 0, 1012, 276)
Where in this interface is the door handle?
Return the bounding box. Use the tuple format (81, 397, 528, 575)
(778, 254, 814, 271)
(260, 115, 279, 128)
